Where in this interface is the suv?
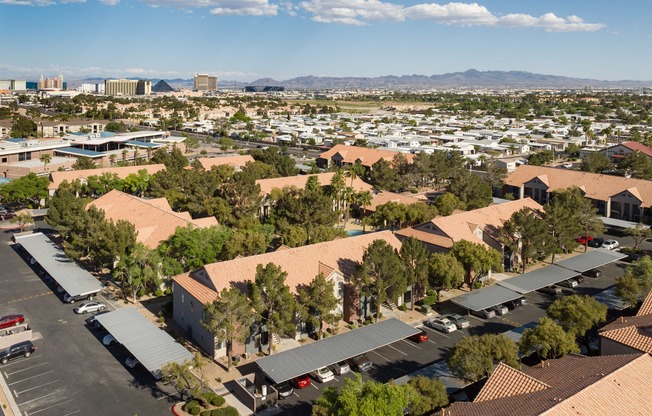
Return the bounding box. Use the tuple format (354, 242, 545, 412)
(470, 309, 496, 319)
(348, 354, 373, 372)
(63, 293, 95, 304)
(0, 341, 36, 365)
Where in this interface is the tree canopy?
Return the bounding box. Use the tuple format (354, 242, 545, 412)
(450, 240, 503, 288)
(447, 334, 519, 382)
(519, 317, 579, 360)
(616, 256, 652, 307)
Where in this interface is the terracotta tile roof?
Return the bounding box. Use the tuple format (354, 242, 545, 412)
(48, 164, 165, 190)
(395, 198, 542, 249)
(177, 231, 402, 297)
(621, 141, 652, 158)
(636, 289, 652, 316)
(88, 190, 218, 249)
(365, 191, 423, 213)
(197, 155, 255, 170)
(173, 272, 218, 305)
(318, 144, 415, 168)
(443, 354, 652, 416)
(474, 363, 550, 402)
(505, 165, 652, 208)
(256, 172, 373, 196)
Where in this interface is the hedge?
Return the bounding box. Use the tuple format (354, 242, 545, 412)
(211, 407, 239, 416)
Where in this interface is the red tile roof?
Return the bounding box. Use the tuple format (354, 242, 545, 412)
(599, 290, 652, 354)
(197, 155, 255, 170)
(621, 141, 652, 158)
(256, 172, 373, 196)
(318, 144, 415, 168)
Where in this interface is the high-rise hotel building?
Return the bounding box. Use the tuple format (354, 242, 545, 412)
(104, 79, 152, 96)
(194, 74, 218, 91)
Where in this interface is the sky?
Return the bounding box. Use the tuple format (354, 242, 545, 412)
(0, 0, 650, 82)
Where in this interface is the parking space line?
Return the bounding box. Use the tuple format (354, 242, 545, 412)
(1, 355, 43, 369)
(293, 392, 299, 398)
(15, 379, 60, 397)
(427, 339, 437, 345)
(17, 390, 60, 407)
(8, 370, 54, 386)
(369, 350, 390, 362)
(333, 376, 339, 382)
(5, 362, 48, 377)
(156, 393, 175, 401)
(62, 410, 81, 416)
(386, 344, 408, 356)
(25, 398, 73, 415)
(400, 339, 421, 349)
(311, 383, 319, 390)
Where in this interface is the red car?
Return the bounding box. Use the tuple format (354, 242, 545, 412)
(409, 329, 428, 343)
(292, 374, 311, 389)
(0, 314, 25, 330)
(576, 236, 593, 245)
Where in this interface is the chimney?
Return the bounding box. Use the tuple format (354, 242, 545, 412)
(540, 360, 546, 368)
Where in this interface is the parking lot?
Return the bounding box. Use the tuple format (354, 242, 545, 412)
(274, 248, 629, 416)
(0, 226, 177, 416)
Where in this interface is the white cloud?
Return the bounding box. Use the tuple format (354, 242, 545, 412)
(137, 0, 277, 15)
(299, 1, 605, 32)
(99, 0, 119, 5)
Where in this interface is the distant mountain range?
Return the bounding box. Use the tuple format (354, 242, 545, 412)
(71, 70, 652, 90)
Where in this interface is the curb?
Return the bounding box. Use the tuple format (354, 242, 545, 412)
(0, 365, 21, 416)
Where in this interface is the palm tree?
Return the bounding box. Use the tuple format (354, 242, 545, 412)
(357, 191, 372, 223)
(109, 154, 117, 166)
(133, 148, 140, 165)
(39, 153, 52, 172)
(122, 149, 129, 162)
(146, 147, 153, 162)
(344, 162, 365, 188)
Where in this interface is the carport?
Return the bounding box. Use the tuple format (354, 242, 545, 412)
(95, 308, 194, 379)
(256, 318, 420, 383)
(13, 232, 104, 298)
(451, 284, 524, 312)
(495, 265, 578, 294)
(554, 248, 627, 273)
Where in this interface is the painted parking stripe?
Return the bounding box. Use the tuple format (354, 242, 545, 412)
(400, 339, 422, 349)
(62, 410, 81, 416)
(17, 390, 61, 407)
(311, 383, 319, 390)
(1, 355, 43, 370)
(15, 379, 60, 397)
(24, 398, 73, 415)
(427, 339, 437, 346)
(293, 392, 300, 398)
(8, 370, 54, 386)
(421, 326, 451, 338)
(369, 350, 390, 362)
(386, 344, 408, 356)
(5, 362, 48, 377)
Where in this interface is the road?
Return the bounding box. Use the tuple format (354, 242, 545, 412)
(0, 224, 178, 416)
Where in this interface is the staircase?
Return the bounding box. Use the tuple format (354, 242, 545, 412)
(382, 300, 398, 311)
(272, 333, 281, 345)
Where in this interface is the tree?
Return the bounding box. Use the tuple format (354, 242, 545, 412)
(616, 256, 652, 306)
(356, 190, 372, 220)
(500, 207, 553, 273)
(399, 237, 429, 309)
(0, 173, 49, 207)
(158, 226, 231, 272)
(160, 353, 206, 402)
(356, 240, 406, 322)
(366, 159, 400, 191)
(72, 156, 97, 170)
(104, 121, 128, 133)
(433, 192, 465, 216)
(312, 374, 419, 416)
(544, 187, 590, 262)
(547, 295, 607, 350)
(123, 169, 151, 197)
(447, 334, 519, 382)
(428, 253, 465, 290)
(407, 376, 449, 415)
(446, 170, 492, 210)
(9, 115, 37, 138)
(202, 287, 253, 372)
(10, 212, 34, 230)
(619, 151, 652, 179)
(580, 152, 611, 173)
(248, 263, 296, 355)
(221, 228, 269, 259)
(112, 242, 158, 302)
(450, 240, 503, 288)
(45, 183, 88, 240)
(624, 223, 652, 250)
(297, 273, 339, 340)
(528, 150, 554, 166)
(39, 153, 52, 171)
(519, 317, 579, 359)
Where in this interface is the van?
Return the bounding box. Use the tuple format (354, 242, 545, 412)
(0, 341, 35, 365)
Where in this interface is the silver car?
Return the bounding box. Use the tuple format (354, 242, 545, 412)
(73, 302, 107, 314)
(330, 361, 350, 375)
(558, 278, 578, 288)
(441, 314, 470, 329)
(490, 304, 509, 316)
(425, 318, 457, 333)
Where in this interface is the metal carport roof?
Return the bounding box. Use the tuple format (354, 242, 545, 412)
(496, 265, 578, 294)
(14, 233, 104, 297)
(256, 318, 420, 384)
(451, 284, 524, 312)
(555, 249, 627, 273)
(95, 308, 193, 379)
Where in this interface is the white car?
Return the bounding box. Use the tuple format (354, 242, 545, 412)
(73, 302, 107, 314)
(558, 278, 579, 288)
(490, 304, 509, 316)
(102, 334, 118, 346)
(601, 239, 620, 250)
(425, 318, 457, 333)
(313, 366, 334, 383)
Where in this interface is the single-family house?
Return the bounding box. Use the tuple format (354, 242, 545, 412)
(600, 141, 652, 164)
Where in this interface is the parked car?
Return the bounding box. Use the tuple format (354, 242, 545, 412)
(558, 279, 579, 288)
(507, 298, 528, 309)
(574, 275, 585, 284)
(576, 235, 593, 245)
(63, 292, 95, 304)
(313, 366, 335, 383)
(0, 314, 25, 330)
(0, 341, 35, 365)
(0, 212, 15, 221)
(348, 354, 373, 372)
(274, 381, 294, 399)
(291, 374, 311, 389)
(85, 310, 110, 326)
(470, 309, 496, 319)
(563, 163, 573, 169)
(125, 355, 140, 368)
(490, 304, 509, 316)
(537, 286, 563, 296)
(102, 334, 118, 346)
(330, 361, 350, 375)
(425, 318, 457, 333)
(442, 314, 470, 329)
(588, 238, 605, 248)
(582, 269, 602, 278)
(73, 302, 107, 314)
(408, 329, 428, 343)
(601, 239, 620, 250)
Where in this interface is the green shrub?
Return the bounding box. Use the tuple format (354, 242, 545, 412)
(183, 400, 199, 412)
(211, 395, 225, 407)
(212, 407, 239, 416)
(155, 289, 163, 297)
(189, 406, 201, 416)
(426, 289, 437, 297)
(200, 391, 217, 403)
(164, 288, 172, 295)
(201, 411, 212, 416)
(421, 295, 437, 306)
(398, 304, 407, 311)
(472, 281, 483, 290)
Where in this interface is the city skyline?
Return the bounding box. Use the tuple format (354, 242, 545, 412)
(0, 1, 650, 82)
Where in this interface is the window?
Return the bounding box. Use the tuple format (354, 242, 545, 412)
(337, 282, 344, 298)
(1, 157, 6, 163)
(190, 301, 194, 313)
(181, 293, 184, 303)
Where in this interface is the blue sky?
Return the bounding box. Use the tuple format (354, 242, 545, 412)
(0, 0, 650, 82)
